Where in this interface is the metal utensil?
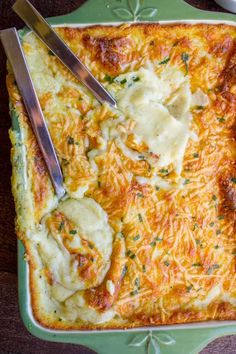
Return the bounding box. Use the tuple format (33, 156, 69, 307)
(0, 27, 66, 199)
(13, 0, 117, 108)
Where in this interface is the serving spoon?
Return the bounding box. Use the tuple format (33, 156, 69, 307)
(0, 28, 66, 199)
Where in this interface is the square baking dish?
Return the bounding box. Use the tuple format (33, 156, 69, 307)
(11, 0, 236, 353)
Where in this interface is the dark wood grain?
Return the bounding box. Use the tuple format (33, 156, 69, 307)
(0, 1, 235, 353)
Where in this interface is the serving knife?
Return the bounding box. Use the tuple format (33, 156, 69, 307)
(0, 28, 66, 199)
(12, 0, 117, 108)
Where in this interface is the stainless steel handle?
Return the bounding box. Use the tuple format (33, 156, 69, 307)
(0, 28, 66, 199)
(13, 0, 117, 108)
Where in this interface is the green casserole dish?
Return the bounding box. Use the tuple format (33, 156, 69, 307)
(11, 0, 236, 353)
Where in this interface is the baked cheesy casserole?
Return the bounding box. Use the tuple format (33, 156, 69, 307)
(7, 23, 236, 329)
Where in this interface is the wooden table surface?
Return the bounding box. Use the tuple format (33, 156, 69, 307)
(0, 1, 235, 353)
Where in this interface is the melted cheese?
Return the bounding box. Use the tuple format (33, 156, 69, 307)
(8, 23, 236, 330)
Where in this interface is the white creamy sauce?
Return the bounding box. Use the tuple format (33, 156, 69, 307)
(116, 67, 205, 172)
(33, 198, 113, 296)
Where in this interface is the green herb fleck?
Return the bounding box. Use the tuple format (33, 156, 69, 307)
(193, 223, 198, 231)
(130, 289, 139, 296)
(160, 168, 169, 175)
(212, 195, 217, 201)
(138, 155, 145, 160)
(193, 153, 199, 158)
(69, 230, 77, 235)
(150, 241, 156, 247)
(231, 177, 236, 184)
(97, 181, 101, 188)
(126, 250, 136, 260)
(186, 285, 193, 293)
(104, 74, 114, 84)
(159, 56, 170, 65)
(216, 229, 221, 235)
(120, 78, 127, 85)
(58, 221, 65, 232)
(164, 260, 170, 267)
(209, 222, 215, 227)
(181, 52, 189, 76)
(138, 213, 143, 222)
(155, 236, 163, 242)
(133, 76, 140, 82)
(196, 105, 204, 110)
(183, 179, 191, 185)
(119, 231, 125, 238)
(217, 117, 225, 123)
(142, 265, 146, 272)
(214, 245, 220, 249)
(135, 277, 140, 288)
(155, 186, 160, 191)
(195, 239, 201, 245)
(133, 235, 140, 241)
(137, 192, 144, 198)
(192, 263, 202, 267)
(67, 136, 75, 145)
(122, 265, 128, 277)
(218, 215, 224, 220)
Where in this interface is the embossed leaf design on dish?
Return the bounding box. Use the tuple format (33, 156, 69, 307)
(129, 331, 176, 354)
(138, 7, 157, 19)
(112, 0, 157, 21)
(128, 0, 140, 15)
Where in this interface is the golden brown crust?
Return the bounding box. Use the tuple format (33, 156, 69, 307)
(7, 23, 236, 330)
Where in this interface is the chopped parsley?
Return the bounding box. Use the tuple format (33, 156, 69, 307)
(120, 78, 127, 85)
(216, 229, 221, 235)
(67, 136, 75, 145)
(231, 177, 236, 184)
(133, 76, 140, 82)
(214, 245, 220, 249)
(133, 235, 140, 241)
(212, 195, 217, 201)
(69, 230, 77, 235)
(138, 155, 145, 160)
(122, 265, 128, 277)
(186, 285, 193, 293)
(127, 250, 136, 259)
(195, 239, 201, 245)
(159, 168, 169, 175)
(155, 236, 163, 242)
(164, 260, 170, 267)
(218, 215, 225, 220)
(192, 263, 202, 267)
(196, 105, 204, 110)
(58, 221, 65, 232)
(104, 74, 115, 83)
(183, 179, 191, 185)
(217, 117, 225, 123)
(181, 52, 189, 76)
(150, 241, 156, 247)
(209, 222, 215, 227)
(137, 192, 144, 198)
(130, 289, 139, 296)
(193, 153, 199, 158)
(155, 186, 160, 191)
(142, 265, 146, 272)
(193, 223, 198, 231)
(159, 56, 170, 65)
(138, 213, 143, 222)
(135, 277, 140, 288)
